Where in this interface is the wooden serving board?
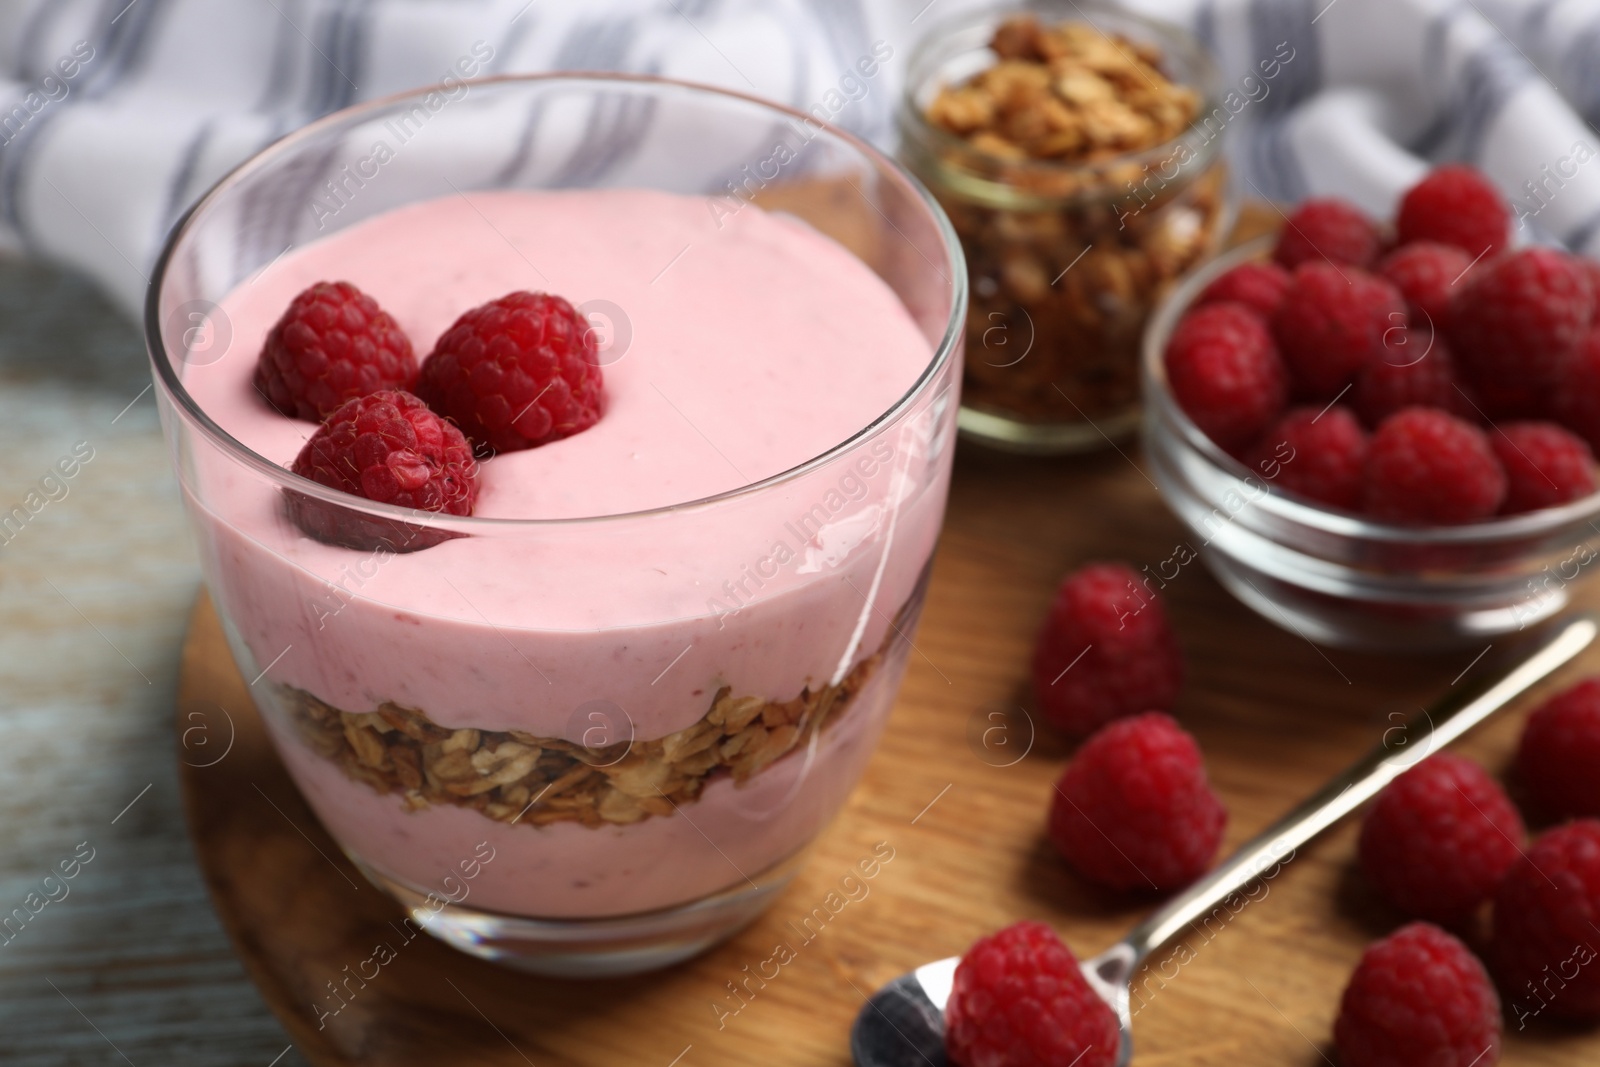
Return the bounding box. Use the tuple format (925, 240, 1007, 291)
(178, 436, 1600, 1067)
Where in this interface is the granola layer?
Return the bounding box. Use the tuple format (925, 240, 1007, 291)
(282, 648, 883, 829)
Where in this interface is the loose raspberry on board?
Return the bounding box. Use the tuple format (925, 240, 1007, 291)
(1357, 753, 1525, 925)
(1335, 922, 1501, 1067)
(1048, 712, 1226, 892)
(1031, 563, 1184, 738)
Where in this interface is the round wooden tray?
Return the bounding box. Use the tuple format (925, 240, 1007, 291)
(176, 438, 1600, 1066)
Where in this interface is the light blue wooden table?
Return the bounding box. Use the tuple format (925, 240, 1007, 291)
(0, 254, 309, 1065)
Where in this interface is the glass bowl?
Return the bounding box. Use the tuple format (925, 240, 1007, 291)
(145, 74, 965, 975)
(1143, 237, 1600, 652)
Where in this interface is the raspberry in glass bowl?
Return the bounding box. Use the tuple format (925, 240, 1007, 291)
(1142, 179, 1600, 650)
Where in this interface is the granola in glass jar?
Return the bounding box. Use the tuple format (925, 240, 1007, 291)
(901, 8, 1236, 452)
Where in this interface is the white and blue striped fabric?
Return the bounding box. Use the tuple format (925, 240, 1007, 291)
(0, 0, 1597, 314)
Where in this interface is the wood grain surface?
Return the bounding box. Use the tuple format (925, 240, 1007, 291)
(178, 436, 1600, 1067)
(0, 253, 308, 1067)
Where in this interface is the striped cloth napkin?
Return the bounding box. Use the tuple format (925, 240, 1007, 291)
(0, 0, 1594, 313)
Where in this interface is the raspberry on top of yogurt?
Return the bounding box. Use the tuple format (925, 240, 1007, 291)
(254, 279, 418, 421)
(255, 280, 606, 543)
(287, 389, 479, 551)
(417, 290, 605, 457)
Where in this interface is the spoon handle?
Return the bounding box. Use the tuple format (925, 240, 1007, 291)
(1120, 612, 1599, 964)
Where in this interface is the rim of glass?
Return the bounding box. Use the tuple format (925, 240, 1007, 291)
(144, 72, 967, 530)
(898, 0, 1225, 189)
(1142, 236, 1600, 545)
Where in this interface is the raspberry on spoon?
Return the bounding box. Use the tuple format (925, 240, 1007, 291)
(944, 921, 1117, 1067)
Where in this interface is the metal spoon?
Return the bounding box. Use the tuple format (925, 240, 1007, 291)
(852, 612, 1599, 1067)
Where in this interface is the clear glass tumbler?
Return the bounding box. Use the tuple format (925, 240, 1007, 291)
(145, 74, 964, 975)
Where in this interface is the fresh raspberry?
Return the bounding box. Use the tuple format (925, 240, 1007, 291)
(1196, 260, 1291, 319)
(1577, 256, 1600, 311)
(1396, 165, 1510, 259)
(1246, 405, 1367, 510)
(1449, 248, 1594, 390)
(1164, 302, 1287, 452)
(1273, 198, 1383, 270)
(1031, 563, 1184, 738)
(1516, 677, 1600, 821)
(287, 390, 478, 550)
(944, 921, 1117, 1067)
(1476, 380, 1552, 421)
(1363, 408, 1506, 524)
(254, 281, 417, 421)
(1488, 421, 1596, 514)
(1378, 241, 1475, 330)
(1552, 328, 1600, 451)
(1357, 753, 1525, 925)
(1048, 712, 1226, 891)
(1491, 820, 1600, 1021)
(1272, 262, 1406, 398)
(1353, 332, 1475, 427)
(1335, 922, 1502, 1067)
(417, 290, 603, 455)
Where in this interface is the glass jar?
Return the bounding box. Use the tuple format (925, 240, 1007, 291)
(899, 1, 1236, 453)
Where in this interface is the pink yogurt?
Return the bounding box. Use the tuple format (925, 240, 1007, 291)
(182, 188, 952, 917)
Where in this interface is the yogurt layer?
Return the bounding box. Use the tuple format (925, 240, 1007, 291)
(183, 189, 949, 743)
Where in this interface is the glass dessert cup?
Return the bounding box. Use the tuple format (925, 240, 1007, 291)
(146, 74, 965, 976)
(1144, 239, 1600, 652)
(898, 0, 1236, 454)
